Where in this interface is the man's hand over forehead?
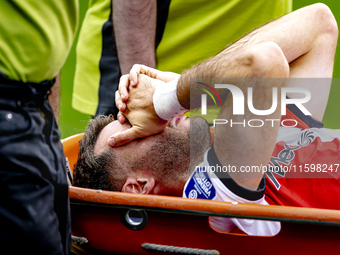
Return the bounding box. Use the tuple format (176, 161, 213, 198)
(109, 74, 168, 147)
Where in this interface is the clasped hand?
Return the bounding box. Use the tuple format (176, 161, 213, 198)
(108, 64, 180, 147)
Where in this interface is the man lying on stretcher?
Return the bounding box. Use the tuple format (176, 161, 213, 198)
(73, 4, 340, 236)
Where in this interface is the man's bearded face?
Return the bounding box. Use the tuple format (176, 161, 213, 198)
(94, 115, 211, 196)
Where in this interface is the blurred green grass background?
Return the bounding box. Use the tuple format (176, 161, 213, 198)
(59, 0, 340, 139)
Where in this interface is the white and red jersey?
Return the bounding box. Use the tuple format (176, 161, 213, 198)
(265, 127, 340, 209)
(183, 106, 340, 235)
(264, 106, 340, 209)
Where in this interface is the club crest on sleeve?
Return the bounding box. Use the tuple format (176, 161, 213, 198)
(184, 166, 216, 200)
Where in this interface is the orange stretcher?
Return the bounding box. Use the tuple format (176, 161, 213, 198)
(63, 134, 340, 255)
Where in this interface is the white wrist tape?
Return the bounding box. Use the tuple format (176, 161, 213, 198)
(153, 77, 187, 120)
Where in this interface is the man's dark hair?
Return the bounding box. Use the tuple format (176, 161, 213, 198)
(72, 115, 126, 191)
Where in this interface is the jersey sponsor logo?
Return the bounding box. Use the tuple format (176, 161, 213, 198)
(297, 130, 315, 146)
(266, 130, 315, 189)
(184, 166, 216, 200)
(188, 190, 198, 199)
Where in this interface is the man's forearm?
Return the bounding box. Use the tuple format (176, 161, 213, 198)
(113, 0, 157, 74)
(176, 4, 337, 112)
(185, 43, 289, 190)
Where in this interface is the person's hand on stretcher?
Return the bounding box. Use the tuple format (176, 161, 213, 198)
(108, 64, 181, 147)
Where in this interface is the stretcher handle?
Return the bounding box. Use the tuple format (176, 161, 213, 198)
(69, 186, 340, 224)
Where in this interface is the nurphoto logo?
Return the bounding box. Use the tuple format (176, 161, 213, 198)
(198, 82, 311, 128)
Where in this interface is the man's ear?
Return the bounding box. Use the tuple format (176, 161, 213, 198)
(121, 176, 155, 194)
